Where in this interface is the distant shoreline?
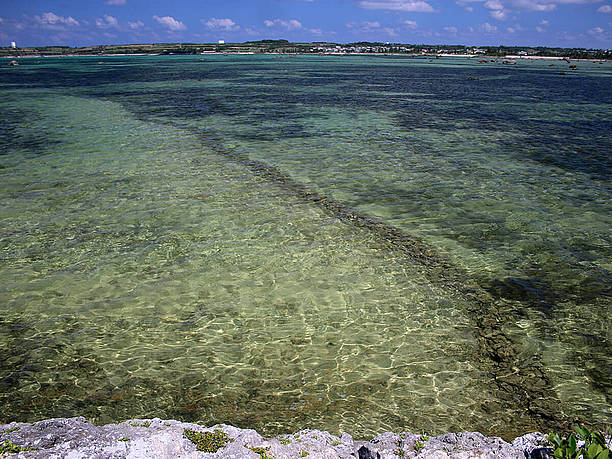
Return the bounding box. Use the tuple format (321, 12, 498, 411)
(1, 52, 608, 62)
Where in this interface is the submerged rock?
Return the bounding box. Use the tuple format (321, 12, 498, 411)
(0, 417, 551, 458)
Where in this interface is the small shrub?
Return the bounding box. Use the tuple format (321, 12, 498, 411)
(279, 438, 291, 445)
(300, 451, 309, 457)
(118, 437, 130, 442)
(547, 426, 611, 459)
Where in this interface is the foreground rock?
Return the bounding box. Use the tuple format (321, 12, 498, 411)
(0, 417, 551, 458)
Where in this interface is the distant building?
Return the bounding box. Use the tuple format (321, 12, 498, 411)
(218, 40, 225, 44)
(11, 41, 16, 49)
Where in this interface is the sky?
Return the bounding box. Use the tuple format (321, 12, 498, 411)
(1, 0, 610, 49)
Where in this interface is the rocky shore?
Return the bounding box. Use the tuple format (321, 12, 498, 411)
(0, 417, 553, 458)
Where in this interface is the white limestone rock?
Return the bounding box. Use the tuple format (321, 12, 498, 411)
(0, 417, 551, 458)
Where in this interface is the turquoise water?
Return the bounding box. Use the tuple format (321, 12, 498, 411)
(0, 55, 610, 439)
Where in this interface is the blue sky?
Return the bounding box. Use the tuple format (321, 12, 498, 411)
(1, 0, 610, 48)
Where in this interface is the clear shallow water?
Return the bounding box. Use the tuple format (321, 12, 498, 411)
(0, 55, 610, 439)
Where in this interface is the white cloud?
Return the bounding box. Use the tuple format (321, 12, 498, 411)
(598, 4, 612, 12)
(37, 12, 80, 28)
(346, 20, 397, 35)
(204, 18, 239, 31)
(481, 21, 497, 32)
(463, 0, 603, 20)
(153, 15, 186, 31)
(128, 20, 144, 29)
(95, 14, 118, 28)
(105, 0, 126, 5)
(541, 19, 549, 24)
(357, 1, 435, 12)
(484, 0, 503, 9)
(444, 26, 459, 33)
(456, 1, 475, 10)
(310, 28, 324, 35)
(589, 26, 604, 33)
(506, 26, 515, 31)
(483, 0, 510, 19)
(264, 19, 303, 29)
(490, 9, 508, 18)
(536, 25, 545, 31)
(404, 20, 418, 28)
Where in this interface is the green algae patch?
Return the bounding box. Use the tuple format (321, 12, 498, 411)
(248, 446, 274, 459)
(0, 439, 38, 454)
(183, 428, 232, 453)
(130, 421, 151, 428)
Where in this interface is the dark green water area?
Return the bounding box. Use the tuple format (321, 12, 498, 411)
(0, 54, 610, 440)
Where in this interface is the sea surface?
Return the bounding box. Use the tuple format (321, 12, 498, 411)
(0, 54, 610, 439)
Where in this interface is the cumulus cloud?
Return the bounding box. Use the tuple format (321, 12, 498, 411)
(153, 15, 186, 31)
(347, 20, 397, 35)
(404, 20, 418, 28)
(36, 12, 80, 28)
(589, 26, 604, 33)
(204, 18, 239, 31)
(481, 21, 497, 32)
(95, 14, 118, 28)
(484, 0, 503, 9)
(444, 25, 459, 33)
(357, 0, 435, 12)
(491, 9, 509, 18)
(128, 20, 144, 29)
(264, 19, 303, 29)
(598, 4, 612, 12)
(456, 1, 475, 11)
(484, 0, 510, 19)
(536, 25, 545, 31)
(464, 0, 602, 21)
(105, 0, 126, 5)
